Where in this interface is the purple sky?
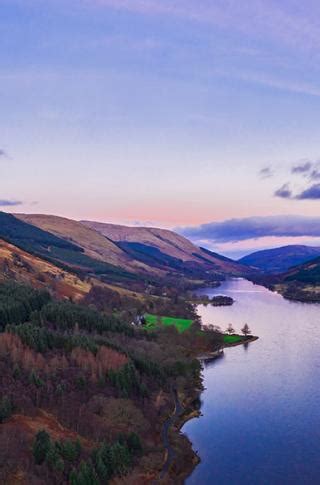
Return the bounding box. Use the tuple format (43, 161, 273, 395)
(2, 0, 320, 256)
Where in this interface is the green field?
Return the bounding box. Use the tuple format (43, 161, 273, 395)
(223, 334, 244, 344)
(145, 314, 193, 333)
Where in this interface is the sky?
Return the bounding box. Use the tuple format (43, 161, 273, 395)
(2, 0, 320, 257)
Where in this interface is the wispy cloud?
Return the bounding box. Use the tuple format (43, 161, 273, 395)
(5, 3, 320, 102)
(91, 0, 186, 18)
(91, 1, 320, 56)
(224, 69, 320, 98)
(292, 161, 312, 174)
(86, 1, 320, 100)
(259, 166, 274, 179)
(0, 199, 22, 207)
(178, 215, 320, 243)
(0, 149, 8, 158)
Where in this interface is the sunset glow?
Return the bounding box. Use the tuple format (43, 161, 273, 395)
(2, 0, 320, 254)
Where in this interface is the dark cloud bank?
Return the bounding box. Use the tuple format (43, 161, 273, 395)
(296, 184, 320, 200)
(178, 215, 320, 243)
(275, 183, 320, 200)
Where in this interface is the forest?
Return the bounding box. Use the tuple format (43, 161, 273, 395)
(0, 280, 223, 483)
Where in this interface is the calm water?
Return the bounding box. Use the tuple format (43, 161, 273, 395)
(183, 278, 320, 485)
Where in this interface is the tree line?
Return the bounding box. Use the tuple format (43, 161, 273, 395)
(0, 281, 50, 330)
(32, 429, 142, 484)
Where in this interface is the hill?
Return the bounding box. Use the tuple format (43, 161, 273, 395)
(16, 214, 155, 277)
(0, 211, 257, 314)
(0, 212, 138, 285)
(81, 220, 251, 277)
(0, 239, 90, 301)
(262, 256, 320, 303)
(284, 256, 320, 285)
(16, 214, 132, 268)
(239, 245, 320, 274)
(0, 236, 143, 306)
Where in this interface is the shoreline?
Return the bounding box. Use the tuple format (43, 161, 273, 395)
(160, 335, 258, 483)
(159, 382, 202, 483)
(246, 277, 320, 305)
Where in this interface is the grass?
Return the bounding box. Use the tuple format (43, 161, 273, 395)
(144, 314, 193, 333)
(223, 334, 244, 344)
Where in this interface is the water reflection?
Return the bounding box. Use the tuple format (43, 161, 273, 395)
(184, 279, 320, 485)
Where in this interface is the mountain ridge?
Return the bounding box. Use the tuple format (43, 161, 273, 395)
(239, 244, 320, 274)
(81, 219, 252, 277)
(0, 211, 256, 299)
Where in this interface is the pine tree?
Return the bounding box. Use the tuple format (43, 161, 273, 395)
(127, 432, 142, 454)
(33, 430, 51, 465)
(0, 396, 13, 423)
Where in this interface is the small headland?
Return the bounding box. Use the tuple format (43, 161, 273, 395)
(191, 294, 234, 306)
(223, 334, 259, 346)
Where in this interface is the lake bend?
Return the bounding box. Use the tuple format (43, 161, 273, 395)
(183, 278, 320, 485)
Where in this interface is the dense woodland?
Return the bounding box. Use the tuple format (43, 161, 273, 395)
(0, 280, 223, 484)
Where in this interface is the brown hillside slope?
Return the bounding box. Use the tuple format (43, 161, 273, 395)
(16, 214, 128, 266)
(0, 239, 90, 300)
(16, 213, 250, 277)
(81, 220, 248, 275)
(16, 214, 156, 275)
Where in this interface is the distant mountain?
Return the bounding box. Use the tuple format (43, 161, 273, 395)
(239, 245, 320, 274)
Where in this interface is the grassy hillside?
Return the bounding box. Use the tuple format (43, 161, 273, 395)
(18, 213, 248, 281)
(0, 211, 80, 254)
(82, 220, 250, 277)
(239, 245, 320, 274)
(10, 213, 255, 287)
(0, 239, 91, 301)
(0, 212, 138, 284)
(117, 241, 223, 279)
(17, 214, 151, 273)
